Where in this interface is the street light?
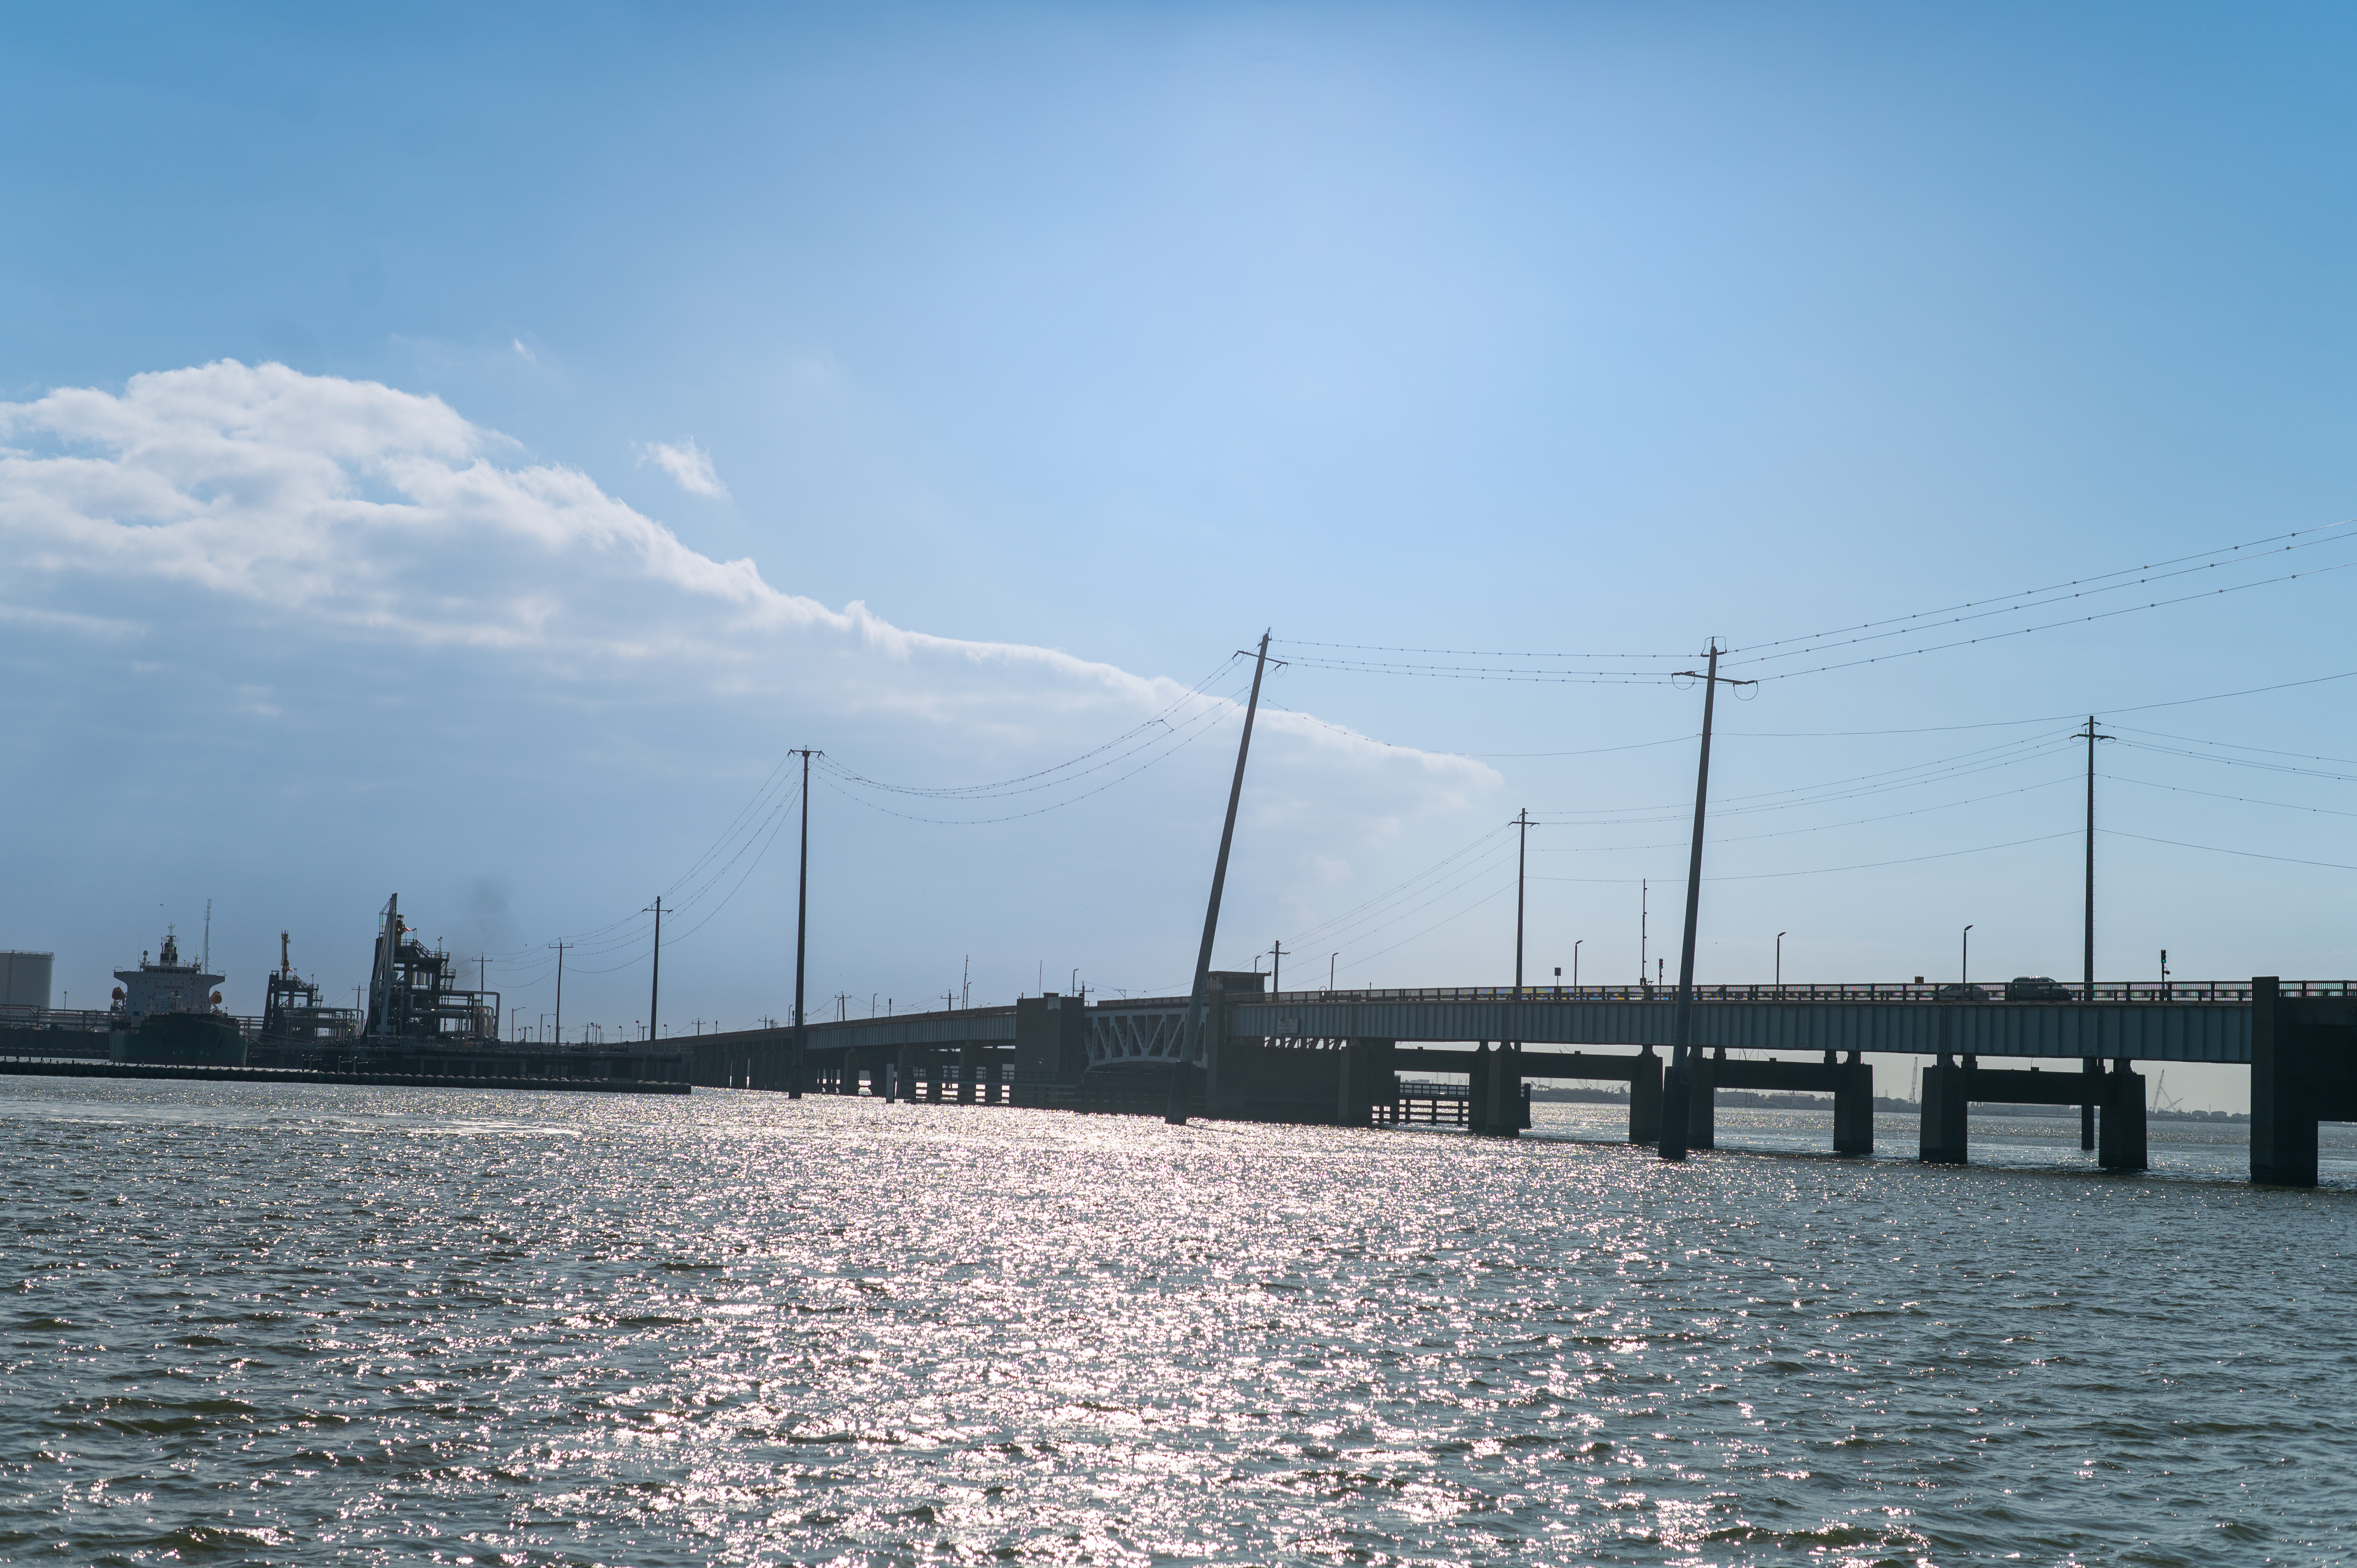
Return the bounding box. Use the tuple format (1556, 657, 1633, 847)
(1962, 924, 1974, 987)
(1573, 939, 1583, 989)
(1776, 932, 1787, 989)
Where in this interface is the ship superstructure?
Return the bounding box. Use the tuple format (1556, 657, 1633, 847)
(110, 927, 244, 1064)
(112, 930, 223, 1026)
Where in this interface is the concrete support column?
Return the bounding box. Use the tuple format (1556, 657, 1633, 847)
(2081, 1057, 2099, 1150)
(1686, 1049, 1720, 1150)
(1467, 1043, 1493, 1135)
(926, 1053, 944, 1103)
(1335, 1038, 1374, 1127)
(957, 1045, 977, 1105)
(2098, 1057, 2147, 1171)
(893, 1045, 914, 1103)
(1471, 1043, 1522, 1138)
(1833, 1053, 1874, 1156)
(1919, 1054, 1968, 1164)
(1629, 1046, 1663, 1144)
(2251, 976, 2319, 1185)
(986, 1058, 1003, 1105)
(1494, 1043, 1523, 1138)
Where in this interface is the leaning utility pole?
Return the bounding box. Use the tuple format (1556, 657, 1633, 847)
(1168, 633, 1279, 1125)
(2076, 717, 2113, 1003)
(646, 896, 663, 1042)
(550, 940, 570, 1046)
(1659, 642, 1754, 1162)
(789, 748, 821, 1098)
(1513, 808, 1532, 996)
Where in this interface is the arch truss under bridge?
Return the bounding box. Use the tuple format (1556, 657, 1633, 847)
(1086, 1006, 1190, 1068)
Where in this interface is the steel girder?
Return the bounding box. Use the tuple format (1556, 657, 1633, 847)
(1229, 998, 2251, 1064)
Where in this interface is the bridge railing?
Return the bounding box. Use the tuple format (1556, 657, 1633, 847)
(1259, 981, 2334, 1006)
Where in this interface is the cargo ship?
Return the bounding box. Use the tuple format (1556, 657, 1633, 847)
(109, 928, 246, 1065)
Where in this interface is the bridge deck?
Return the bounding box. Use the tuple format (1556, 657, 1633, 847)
(1232, 991, 2264, 1064)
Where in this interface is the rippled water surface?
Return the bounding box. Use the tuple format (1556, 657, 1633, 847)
(5, 1079, 2356, 1566)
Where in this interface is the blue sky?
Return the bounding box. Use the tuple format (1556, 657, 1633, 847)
(6, 3, 2357, 1107)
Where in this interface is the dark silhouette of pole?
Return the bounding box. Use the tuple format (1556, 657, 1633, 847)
(550, 940, 569, 1045)
(2076, 717, 2113, 1001)
(1513, 808, 1530, 995)
(1659, 642, 1753, 1162)
(1169, 634, 1277, 1125)
(646, 897, 663, 1041)
(790, 748, 821, 1097)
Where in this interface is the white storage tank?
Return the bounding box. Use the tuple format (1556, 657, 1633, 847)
(0, 952, 54, 1012)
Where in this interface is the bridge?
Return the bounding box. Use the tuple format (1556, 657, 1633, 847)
(676, 975, 2357, 1187)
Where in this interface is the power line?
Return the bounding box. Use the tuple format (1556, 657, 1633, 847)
(819, 655, 1246, 800)
(2112, 738, 2357, 784)
(814, 676, 1254, 825)
(1280, 639, 1687, 657)
(1726, 522, 2357, 667)
(2100, 827, 2357, 874)
(1529, 828, 2081, 884)
(1530, 772, 2082, 853)
(1747, 553, 2357, 683)
(1525, 732, 2079, 824)
(2104, 772, 2357, 821)
(1278, 654, 1681, 685)
(2111, 725, 2357, 768)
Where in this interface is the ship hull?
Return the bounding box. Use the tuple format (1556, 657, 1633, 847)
(114, 1012, 248, 1066)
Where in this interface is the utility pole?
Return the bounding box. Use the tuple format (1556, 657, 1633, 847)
(789, 748, 820, 1098)
(550, 941, 570, 1045)
(1169, 633, 1280, 1125)
(1640, 880, 1648, 986)
(646, 897, 663, 1044)
(1513, 808, 1531, 997)
(1659, 641, 1755, 1162)
(1269, 940, 1288, 992)
(2077, 717, 2113, 1002)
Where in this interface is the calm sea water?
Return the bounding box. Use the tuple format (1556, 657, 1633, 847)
(4, 1080, 2355, 1566)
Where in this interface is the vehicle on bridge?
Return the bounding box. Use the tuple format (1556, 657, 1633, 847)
(1934, 983, 1989, 1002)
(2004, 975, 2074, 1001)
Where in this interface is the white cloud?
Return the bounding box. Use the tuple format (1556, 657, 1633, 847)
(0, 359, 1493, 822)
(636, 436, 728, 499)
(0, 359, 1510, 1004)
(511, 338, 537, 365)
